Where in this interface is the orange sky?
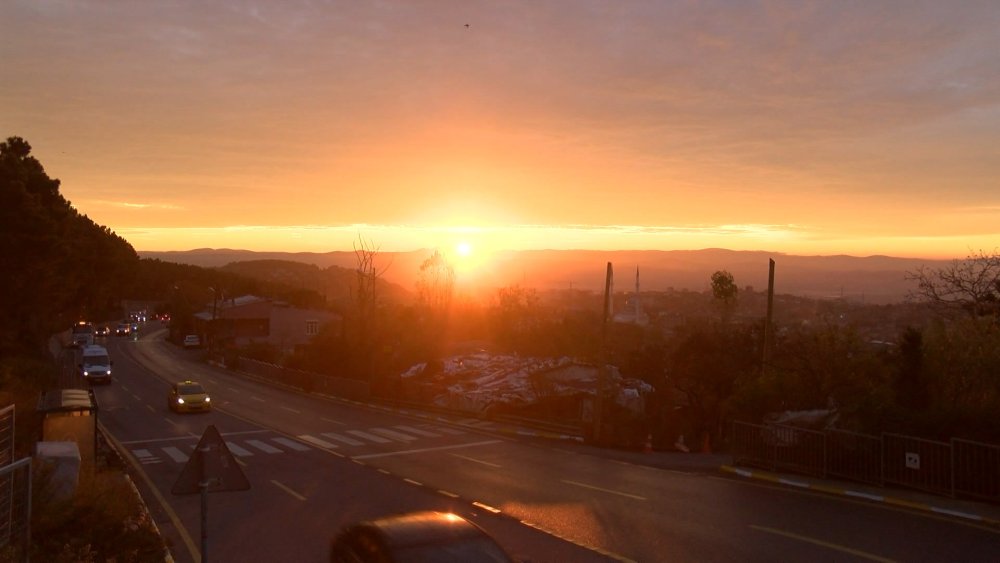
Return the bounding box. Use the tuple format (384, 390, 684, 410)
(2, 2, 999, 260)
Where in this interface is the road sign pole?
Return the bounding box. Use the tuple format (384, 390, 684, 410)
(200, 479, 208, 563)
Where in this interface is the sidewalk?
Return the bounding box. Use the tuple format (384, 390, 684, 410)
(719, 464, 1000, 527)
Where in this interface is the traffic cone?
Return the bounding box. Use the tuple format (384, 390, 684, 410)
(643, 433, 653, 454)
(701, 432, 712, 454)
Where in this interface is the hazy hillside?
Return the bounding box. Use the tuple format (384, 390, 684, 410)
(218, 259, 412, 308)
(140, 248, 951, 304)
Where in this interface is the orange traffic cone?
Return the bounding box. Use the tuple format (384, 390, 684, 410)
(643, 433, 653, 454)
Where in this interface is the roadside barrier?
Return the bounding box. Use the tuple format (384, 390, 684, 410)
(731, 421, 1000, 504)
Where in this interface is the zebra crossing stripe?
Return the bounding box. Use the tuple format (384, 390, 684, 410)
(434, 426, 465, 435)
(298, 435, 338, 449)
(346, 430, 392, 443)
(246, 439, 282, 454)
(162, 446, 189, 463)
(225, 442, 254, 457)
(272, 437, 311, 451)
(132, 448, 162, 464)
(394, 425, 441, 438)
(370, 428, 418, 442)
(321, 432, 365, 446)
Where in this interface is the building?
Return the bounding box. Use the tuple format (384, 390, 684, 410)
(194, 295, 340, 355)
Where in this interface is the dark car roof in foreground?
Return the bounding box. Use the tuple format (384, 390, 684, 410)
(352, 512, 486, 547)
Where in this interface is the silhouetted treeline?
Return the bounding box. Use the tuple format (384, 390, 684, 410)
(0, 135, 327, 358)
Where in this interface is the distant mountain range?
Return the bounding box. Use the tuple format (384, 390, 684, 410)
(139, 248, 951, 304)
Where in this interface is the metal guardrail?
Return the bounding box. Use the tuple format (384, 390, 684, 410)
(731, 421, 1000, 503)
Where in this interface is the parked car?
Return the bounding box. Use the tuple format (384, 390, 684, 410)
(330, 511, 515, 562)
(167, 380, 211, 413)
(183, 334, 201, 348)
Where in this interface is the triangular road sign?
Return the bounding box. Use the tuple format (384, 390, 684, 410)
(171, 424, 250, 495)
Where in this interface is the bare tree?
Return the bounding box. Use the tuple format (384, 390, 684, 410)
(353, 235, 392, 319)
(416, 250, 455, 312)
(906, 249, 1000, 318)
(351, 235, 392, 378)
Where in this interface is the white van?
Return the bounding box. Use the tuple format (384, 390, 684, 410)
(79, 344, 112, 384)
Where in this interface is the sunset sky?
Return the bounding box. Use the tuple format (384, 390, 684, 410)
(3, 1, 999, 261)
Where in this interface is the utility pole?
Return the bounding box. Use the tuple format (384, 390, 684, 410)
(593, 262, 613, 445)
(763, 259, 775, 376)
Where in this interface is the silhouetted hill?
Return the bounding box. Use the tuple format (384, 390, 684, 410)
(140, 248, 951, 304)
(218, 259, 412, 307)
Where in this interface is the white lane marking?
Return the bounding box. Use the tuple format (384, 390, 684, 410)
(271, 480, 306, 501)
(433, 426, 465, 435)
(562, 480, 647, 501)
(132, 394, 142, 401)
(164, 417, 180, 428)
(225, 442, 253, 457)
(280, 406, 301, 414)
(749, 525, 896, 562)
(146, 405, 155, 412)
(370, 428, 418, 442)
(272, 437, 311, 451)
(162, 447, 189, 463)
(472, 502, 501, 514)
(251, 396, 266, 402)
(321, 417, 346, 426)
(394, 425, 441, 438)
(228, 387, 241, 393)
(246, 439, 282, 454)
(298, 435, 338, 449)
(346, 430, 392, 444)
(354, 440, 503, 460)
(449, 453, 502, 468)
(322, 432, 365, 446)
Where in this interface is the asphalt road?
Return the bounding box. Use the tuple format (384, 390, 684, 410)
(83, 326, 1000, 562)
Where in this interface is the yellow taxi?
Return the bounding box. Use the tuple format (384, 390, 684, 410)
(167, 380, 211, 413)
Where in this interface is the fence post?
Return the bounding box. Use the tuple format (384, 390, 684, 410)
(950, 437, 956, 498)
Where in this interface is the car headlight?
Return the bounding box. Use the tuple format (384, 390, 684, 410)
(83, 370, 89, 376)
(176, 397, 185, 404)
(204, 397, 211, 403)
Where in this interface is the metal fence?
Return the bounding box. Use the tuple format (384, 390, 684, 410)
(731, 421, 1000, 503)
(236, 357, 370, 401)
(0, 458, 32, 562)
(1, 404, 31, 562)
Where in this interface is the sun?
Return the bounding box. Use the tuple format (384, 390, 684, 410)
(456, 241, 473, 257)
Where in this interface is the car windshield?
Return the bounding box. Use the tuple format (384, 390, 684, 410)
(178, 384, 205, 395)
(83, 355, 109, 365)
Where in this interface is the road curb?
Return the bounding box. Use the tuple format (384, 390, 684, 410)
(719, 464, 1000, 527)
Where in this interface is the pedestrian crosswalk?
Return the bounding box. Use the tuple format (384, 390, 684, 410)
(130, 423, 486, 465)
